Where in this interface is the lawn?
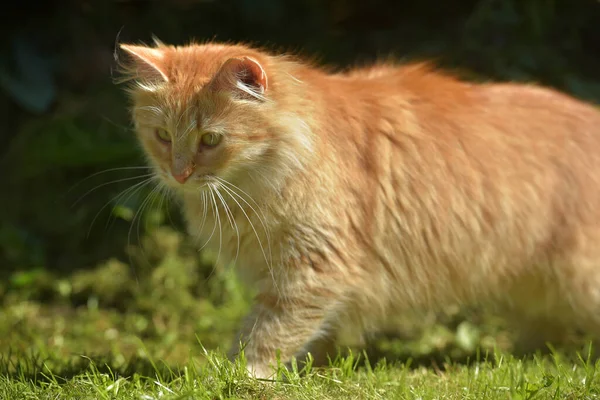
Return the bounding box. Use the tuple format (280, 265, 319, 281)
(2, 349, 599, 399)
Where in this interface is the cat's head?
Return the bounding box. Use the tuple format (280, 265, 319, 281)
(119, 41, 313, 195)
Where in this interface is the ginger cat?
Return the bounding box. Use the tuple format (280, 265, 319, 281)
(119, 40, 600, 379)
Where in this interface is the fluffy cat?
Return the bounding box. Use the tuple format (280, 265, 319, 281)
(119, 40, 600, 379)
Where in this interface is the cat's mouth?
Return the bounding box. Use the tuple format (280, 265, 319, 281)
(175, 173, 223, 193)
(156, 168, 221, 191)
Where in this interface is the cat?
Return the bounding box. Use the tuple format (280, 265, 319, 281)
(119, 39, 600, 379)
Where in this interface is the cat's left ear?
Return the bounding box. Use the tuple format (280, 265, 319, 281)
(120, 44, 169, 83)
(209, 56, 268, 100)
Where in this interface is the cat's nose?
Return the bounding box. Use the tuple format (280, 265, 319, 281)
(172, 164, 195, 184)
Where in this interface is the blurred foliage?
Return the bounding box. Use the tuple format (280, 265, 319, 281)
(0, 0, 599, 372)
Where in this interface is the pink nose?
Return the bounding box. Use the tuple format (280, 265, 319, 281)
(172, 165, 194, 184)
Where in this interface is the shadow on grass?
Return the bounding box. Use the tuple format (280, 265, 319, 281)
(363, 339, 483, 372)
(334, 331, 600, 374)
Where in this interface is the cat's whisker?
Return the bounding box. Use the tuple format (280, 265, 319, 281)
(156, 181, 171, 228)
(162, 184, 179, 230)
(198, 191, 221, 279)
(216, 179, 273, 267)
(145, 181, 164, 237)
(67, 166, 153, 194)
(214, 185, 241, 267)
(213, 176, 274, 244)
(131, 188, 155, 267)
(87, 176, 155, 238)
(111, 178, 157, 234)
(214, 176, 269, 218)
(156, 183, 165, 217)
(198, 188, 219, 252)
(71, 173, 155, 208)
(136, 185, 160, 248)
(207, 184, 223, 268)
(218, 182, 277, 287)
(115, 176, 161, 213)
(127, 181, 161, 256)
(219, 185, 273, 272)
(197, 190, 209, 235)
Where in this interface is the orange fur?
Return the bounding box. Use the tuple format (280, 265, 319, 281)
(120, 40, 600, 378)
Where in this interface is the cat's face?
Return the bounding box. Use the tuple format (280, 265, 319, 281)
(121, 44, 277, 193)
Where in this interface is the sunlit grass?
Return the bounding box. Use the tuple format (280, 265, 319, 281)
(1, 344, 599, 399)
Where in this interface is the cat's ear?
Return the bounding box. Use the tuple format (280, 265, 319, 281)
(120, 44, 169, 83)
(209, 56, 268, 100)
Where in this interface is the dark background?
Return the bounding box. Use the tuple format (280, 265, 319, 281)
(1, 0, 600, 365)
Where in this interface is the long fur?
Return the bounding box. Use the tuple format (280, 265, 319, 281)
(120, 40, 600, 378)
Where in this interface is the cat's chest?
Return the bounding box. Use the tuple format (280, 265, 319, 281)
(183, 195, 275, 270)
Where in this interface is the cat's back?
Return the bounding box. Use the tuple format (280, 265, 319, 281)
(325, 63, 600, 308)
(322, 60, 600, 258)
(337, 62, 600, 156)
(335, 62, 600, 127)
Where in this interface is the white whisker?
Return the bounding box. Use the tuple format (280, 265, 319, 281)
(217, 182, 276, 287)
(122, 180, 160, 273)
(128, 182, 161, 252)
(198, 188, 218, 252)
(67, 166, 153, 193)
(198, 190, 209, 234)
(71, 173, 155, 207)
(214, 186, 240, 266)
(214, 176, 269, 216)
(214, 176, 273, 243)
(158, 182, 177, 229)
(87, 177, 155, 237)
(215, 178, 273, 266)
(208, 185, 223, 267)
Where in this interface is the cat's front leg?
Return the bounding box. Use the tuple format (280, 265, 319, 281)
(228, 281, 342, 379)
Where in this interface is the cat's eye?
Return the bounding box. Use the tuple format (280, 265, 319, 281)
(200, 133, 222, 147)
(155, 128, 171, 143)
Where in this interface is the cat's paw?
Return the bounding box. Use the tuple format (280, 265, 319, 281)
(246, 363, 276, 380)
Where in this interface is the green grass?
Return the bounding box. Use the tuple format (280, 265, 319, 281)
(2, 345, 600, 399)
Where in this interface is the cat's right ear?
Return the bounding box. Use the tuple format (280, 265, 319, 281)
(208, 56, 268, 101)
(119, 44, 169, 83)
